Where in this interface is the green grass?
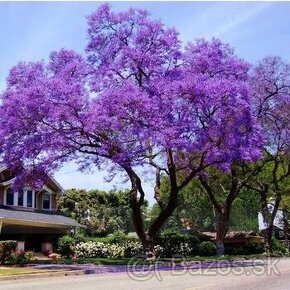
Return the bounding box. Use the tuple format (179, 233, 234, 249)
(29, 253, 269, 266)
(0, 267, 62, 277)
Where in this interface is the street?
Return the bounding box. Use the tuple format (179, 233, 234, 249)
(0, 257, 289, 290)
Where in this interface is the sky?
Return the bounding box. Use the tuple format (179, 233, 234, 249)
(1, 1, 290, 204)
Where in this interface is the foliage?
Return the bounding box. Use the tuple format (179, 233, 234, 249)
(151, 176, 259, 234)
(0, 4, 263, 249)
(155, 230, 209, 257)
(198, 241, 216, 256)
(58, 189, 137, 236)
(75, 241, 143, 259)
(229, 189, 260, 232)
(57, 236, 75, 258)
(0, 240, 17, 264)
(271, 238, 287, 255)
(10, 250, 33, 265)
(150, 177, 215, 232)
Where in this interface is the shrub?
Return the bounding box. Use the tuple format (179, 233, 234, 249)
(0, 240, 17, 264)
(75, 241, 109, 258)
(90, 236, 114, 244)
(225, 243, 264, 255)
(153, 245, 165, 257)
(58, 235, 75, 258)
(10, 250, 33, 265)
(123, 241, 143, 258)
(198, 241, 216, 256)
(107, 244, 125, 258)
(73, 232, 88, 244)
(75, 241, 143, 258)
(272, 238, 287, 255)
(110, 232, 128, 245)
(156, 231, 201, 257)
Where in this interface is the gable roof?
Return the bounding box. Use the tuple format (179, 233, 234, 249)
(0, 205, 84, 228)
(0, 164, 65, 194)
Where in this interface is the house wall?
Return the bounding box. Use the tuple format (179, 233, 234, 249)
(0, 167, 62, 212)
(51, 194, 57, 210)
(36, 192, 43, 210)
(36, 192, 57, 211)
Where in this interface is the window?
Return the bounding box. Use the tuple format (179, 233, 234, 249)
(6, 188, 14, 205)
(5, 188, 35, 208)
(42, 193, 51, 210)
(27, 190, 33, 208)
(18, 189, 24, 206)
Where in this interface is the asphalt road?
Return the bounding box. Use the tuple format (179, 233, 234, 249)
(0, 257, 289, 290)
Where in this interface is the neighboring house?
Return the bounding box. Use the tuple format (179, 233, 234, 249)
(0, 164, 82, 252)
(258, 204, 290, 240)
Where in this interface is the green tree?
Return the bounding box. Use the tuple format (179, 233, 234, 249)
(57, 188, 140, 236)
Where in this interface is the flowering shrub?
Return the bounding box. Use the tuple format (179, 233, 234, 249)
(171, 242, 192, 256)
(75, 241, 109, 258)
(10, 250, 34, 265)
(107, 244, 125, 258)
(75, 241, 143, 258)
(124, 241, 143, 258)
(153, 245, 165, 257)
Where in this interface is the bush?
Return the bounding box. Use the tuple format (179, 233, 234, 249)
(123, 241, 143, 258)
(272, 238, 287, 255)
(75, 241, 109, 258)
(73, 233, 88, 244)
(225, 243, 264, 255)
(198, 241, 216, 256)
(75, 241, 143, 258)
(156, 231, 202, 257)
(0, 240, 17, 264)
(89, 236, 114, 244)
(10, 251, 33, 265)
(58, 235, 75, 258)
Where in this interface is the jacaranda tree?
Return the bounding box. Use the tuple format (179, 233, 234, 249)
(247, 56, 290, 253)
(0, 4, 263, 255)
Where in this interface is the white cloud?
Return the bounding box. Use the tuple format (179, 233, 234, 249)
(213, 2, 273, 37)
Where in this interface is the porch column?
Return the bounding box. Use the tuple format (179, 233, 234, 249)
(0, 218, 4, 235)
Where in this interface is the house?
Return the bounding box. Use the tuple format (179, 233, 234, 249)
(202, 231, 264, 248)
(0, 164, 82, 252)
(258, 204, 290, 244)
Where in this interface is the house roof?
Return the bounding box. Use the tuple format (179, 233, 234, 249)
(0, 205, 84, 228)
(0, 163, 65, 194)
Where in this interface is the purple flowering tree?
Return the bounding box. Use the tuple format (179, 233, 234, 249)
(247, 56, 290, 252)
(0, 4, 262, 255)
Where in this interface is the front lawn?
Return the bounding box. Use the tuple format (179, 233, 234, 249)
(0, 267, 62, 277)
(29, 253, 270, 266)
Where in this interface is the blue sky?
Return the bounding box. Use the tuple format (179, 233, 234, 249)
(1, 1, 290, 203)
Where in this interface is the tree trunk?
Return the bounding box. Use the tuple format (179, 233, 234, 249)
(215, 210, 229, 256)
(124, 163, 179, 259)
(264, 224, 274, 254)
(260, 190, 281, 254)
(283, 209, 289, 249)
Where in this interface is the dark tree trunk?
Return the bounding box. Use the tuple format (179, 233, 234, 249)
(123, 149, 205, 258)
(199, 174, 236, 256)
(215, 209, 230, 256)
(283, 209, 289, 249)
(124, 153, 184, 259)
(264, 224, 274, 253)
